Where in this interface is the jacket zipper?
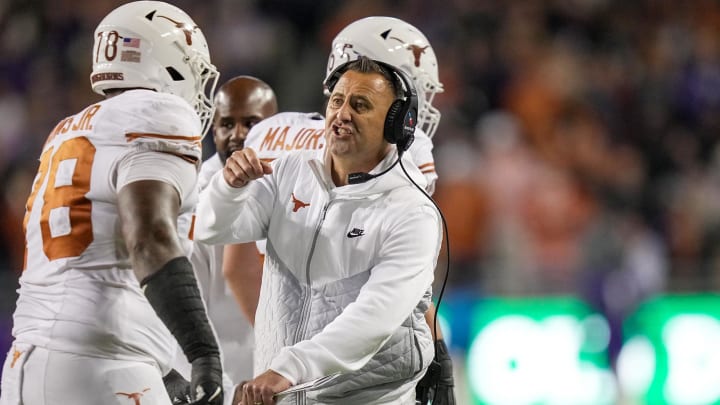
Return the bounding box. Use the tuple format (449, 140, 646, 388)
(293, 200, 332, 405)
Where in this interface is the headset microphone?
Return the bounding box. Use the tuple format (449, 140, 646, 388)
(347, 157, 401, 184)
(347, 172, 374, 185)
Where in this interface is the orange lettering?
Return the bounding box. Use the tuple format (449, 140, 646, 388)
(45, 123, 63, 149)
(271, 127, 289, 151)
(40, 137, 95, 260)
(72, 104, 101, 132)
(83, 104, 101, 131)
(71, 114, 83, 131)
(259, 126, 282, 150)
(306, 129, 325, 149)
(60, 117, 74, 134)
(24, 137, 96, 266)
(51, 117, 72, 137)
(23, 147, 52, 270)
(49, 121, 63, 138)
(289, 128, 312, 150)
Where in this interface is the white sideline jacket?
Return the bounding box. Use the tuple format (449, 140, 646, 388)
(194, 147, 442, 403)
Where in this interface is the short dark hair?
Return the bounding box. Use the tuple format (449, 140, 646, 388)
(343, 56, 404, 99)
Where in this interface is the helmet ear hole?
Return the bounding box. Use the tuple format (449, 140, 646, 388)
(166, 67, 185, 81)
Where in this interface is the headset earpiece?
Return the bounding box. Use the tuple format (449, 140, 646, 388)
(378, 63, 417, 152)
(383, 99, 404, 144)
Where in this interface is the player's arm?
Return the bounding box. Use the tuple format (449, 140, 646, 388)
(417, 302, 455, 405)
(118, 180, 186, 278)
(417, 190, 455, 404)
(424, 303, 443, 340)
(117, 152, 223, 405)
(222, 242, 263, 325)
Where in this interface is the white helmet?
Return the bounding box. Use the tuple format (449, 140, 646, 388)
(90, 1, 219, 136)
(326, 16, 444, 138)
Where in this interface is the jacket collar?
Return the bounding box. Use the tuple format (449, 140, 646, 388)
(307, 147, 427, 198)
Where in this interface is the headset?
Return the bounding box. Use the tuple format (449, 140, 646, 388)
(324, 59, 418, 154)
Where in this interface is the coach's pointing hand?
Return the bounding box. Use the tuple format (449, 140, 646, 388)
(223, 148, 273, 188)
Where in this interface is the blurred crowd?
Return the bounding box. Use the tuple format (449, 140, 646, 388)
(1, 0, 720, 363)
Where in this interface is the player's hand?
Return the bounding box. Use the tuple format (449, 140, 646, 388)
(163, 369, 192, 404)
(189, 356, 223, 405)
(239, 370, 291, 405)
(223, 148, 272, 188)
(231, 382, 246, 405)
(415, 339, 456, 405)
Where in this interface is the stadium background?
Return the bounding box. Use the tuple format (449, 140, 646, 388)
(1, 1, 720, 404)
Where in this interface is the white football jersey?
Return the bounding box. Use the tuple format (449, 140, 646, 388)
(244, 112, 327, 161)
(244, 111, 437, 188)
(13, 89, 201, 372)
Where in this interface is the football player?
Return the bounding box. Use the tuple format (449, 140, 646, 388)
(226, 16, 455, 404)
(0, 2, 223, 404)
(170, 76, 277, 389)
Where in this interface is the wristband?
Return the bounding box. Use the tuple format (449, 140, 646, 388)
(142, 256, 220, 361)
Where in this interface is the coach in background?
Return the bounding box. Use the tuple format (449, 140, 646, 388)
(195, 56, 442, 405)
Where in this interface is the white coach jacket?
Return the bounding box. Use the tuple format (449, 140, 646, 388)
(195, 147, 442, 404)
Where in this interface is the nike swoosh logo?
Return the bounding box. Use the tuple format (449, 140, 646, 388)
(347, 228, 365, 238)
